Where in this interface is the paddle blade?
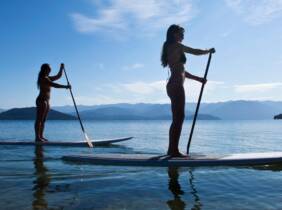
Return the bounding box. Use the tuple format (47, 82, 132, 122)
(84, 133, 94, 148)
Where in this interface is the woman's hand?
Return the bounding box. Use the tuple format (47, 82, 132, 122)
(209, 48, 216, 54)
(49, 64, 64, 81)
(200, 77, 207, 84)
(59, 64, 64, 75)
(185, 71, 207, 84)
(60, 63, 65, 70)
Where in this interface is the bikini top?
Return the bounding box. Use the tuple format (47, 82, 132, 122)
(180, 52, 186, 64)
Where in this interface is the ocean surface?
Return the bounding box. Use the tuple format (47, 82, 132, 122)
(0, 120, 281, 210)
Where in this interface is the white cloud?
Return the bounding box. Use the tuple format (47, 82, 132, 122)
(205, 81, 225, 91)
(71, 95, 126, 105)
(98, 63, 104, 69)
(64, 81, 282, 105)
(225, 0, 282, 25)
(122, 63, 144, 70)
(122, 80, 165, 94)
(220, 30, 232, 38)
(71, 0, 197, 36)
(234, 82, 282, 93)
(71, 12, 125, 33)
(87, 80, 225, 104)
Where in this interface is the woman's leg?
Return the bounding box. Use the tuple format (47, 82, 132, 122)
(167, 85, 185, 156)
(40, 102, 50, 141)
(35, 99, 48, 142)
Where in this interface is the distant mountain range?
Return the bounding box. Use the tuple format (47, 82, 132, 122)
(274, 114, 282, 119)
(0, 109, 4, 113)
(54, 103, 219, 120)
(199, 101, 282, 120)
(0, 107, 76, 120)
(2, 100, 282, 120)
(53, 100, 282, 120)
(76, 106, 219, 120)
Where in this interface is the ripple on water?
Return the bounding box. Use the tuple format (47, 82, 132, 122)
(0, 120, 282, 209)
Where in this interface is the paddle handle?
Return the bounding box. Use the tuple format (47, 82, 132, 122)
(186, 52, 213, 154)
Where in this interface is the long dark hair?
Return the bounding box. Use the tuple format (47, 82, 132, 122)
(37, 64, 50, 89)
(161, 24, 186, 67)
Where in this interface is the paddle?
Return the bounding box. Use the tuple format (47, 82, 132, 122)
(62, 64, 93, 148)
(186, 52, 213, 154)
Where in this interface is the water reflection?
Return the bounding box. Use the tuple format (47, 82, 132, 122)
(167, 167, 202, 210)
(250, 164, 282, 172)
(188, 169, 202, 210)
(167, 167, 186, 210)
(32, 146, 50, 210)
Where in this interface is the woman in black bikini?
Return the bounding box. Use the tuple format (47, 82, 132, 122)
(35, 63, 71, 142)
(161, 25, 215, 157)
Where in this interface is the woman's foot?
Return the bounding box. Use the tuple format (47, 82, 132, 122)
(167, 152, 188, 158)
(35, 137, 46, 143)
(41, 137, 49, 142)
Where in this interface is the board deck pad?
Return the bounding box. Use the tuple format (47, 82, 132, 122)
(62, 152, 282, 167)
(0, 137, 133, 147)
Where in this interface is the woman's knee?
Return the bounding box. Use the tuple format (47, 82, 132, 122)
(179, 114, 185, 124)
(172, 113, 185, 125)
(34, 120, 41, 127)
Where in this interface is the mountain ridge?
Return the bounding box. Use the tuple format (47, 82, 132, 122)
(2, 100, 282, 120)
(0, 107, 77, 120)
(78, 106, 220, 120)
(52, 100, 282, 120)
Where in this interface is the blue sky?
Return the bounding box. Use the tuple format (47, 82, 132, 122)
(0, 0, 282, 109)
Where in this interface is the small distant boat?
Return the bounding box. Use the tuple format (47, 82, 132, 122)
(62, 152, 282, 167)
(0, 137, 133, 147)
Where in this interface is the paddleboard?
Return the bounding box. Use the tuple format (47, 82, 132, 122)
(0, 137, 133, 147)
(62, 152, 282, 167)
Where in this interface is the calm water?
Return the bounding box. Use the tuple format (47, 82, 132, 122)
(0, 120, 281, 210)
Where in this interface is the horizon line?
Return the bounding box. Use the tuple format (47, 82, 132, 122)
(2, 99, 282, 110)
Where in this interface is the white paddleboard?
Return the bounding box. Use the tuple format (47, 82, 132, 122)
(62, 152, 282, 167)
(0, 137, 133, 147)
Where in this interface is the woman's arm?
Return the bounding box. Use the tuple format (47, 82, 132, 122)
(185, 71, 206, 84)
(45, 77, 70, 89)
(49, 64, 64, 81)
(181, 43, 215, 56)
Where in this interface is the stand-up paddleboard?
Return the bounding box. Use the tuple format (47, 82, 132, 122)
(0, 137, 133, 147)
(62, 152, 282, 167)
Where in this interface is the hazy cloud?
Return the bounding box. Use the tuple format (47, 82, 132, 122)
(225, 0, 282, 25)
(65, 80, 282, 105)
(122, 80, 165, 94)
(71, 0, 197, 36)
(122, 63, 144, 71)
(234, 82, 282, 93)
(88, 80, 225, 104)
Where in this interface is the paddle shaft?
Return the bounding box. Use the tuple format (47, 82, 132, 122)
(63, 68, 85, 132)
(187, 52, 213, 154)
